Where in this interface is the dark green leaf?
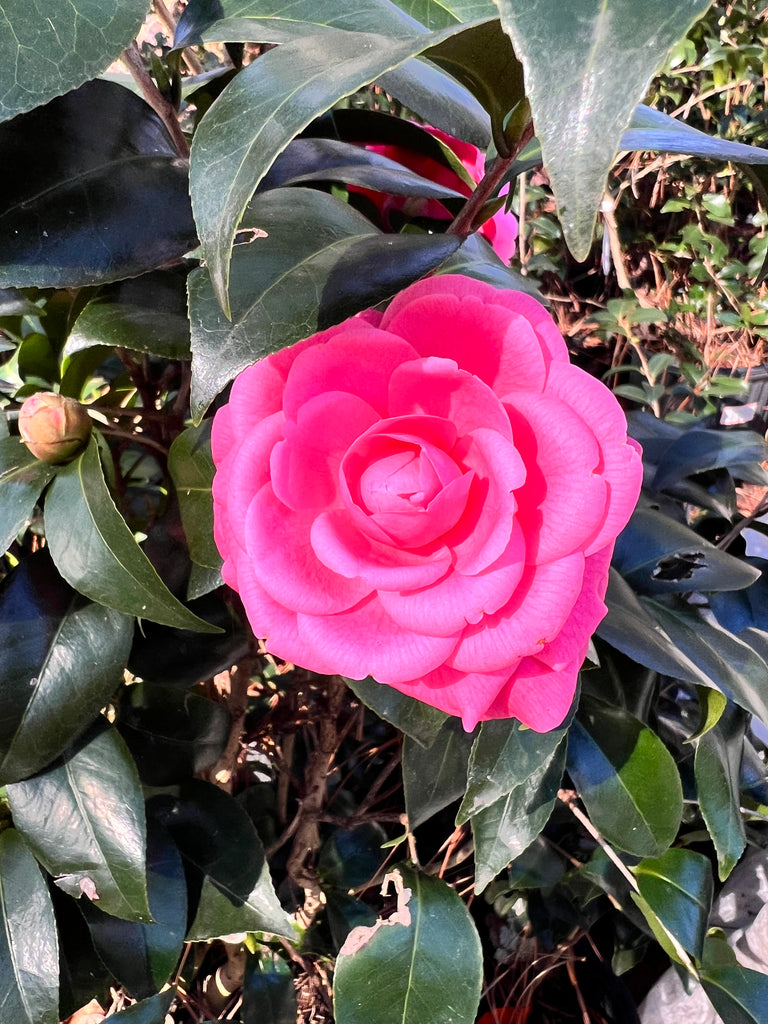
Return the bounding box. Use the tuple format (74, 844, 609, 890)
(377, 58, 491, 148)
(623, 104, 768, 166)
(596, 568, 711, 685)
(470, 735, 566, 892)
(82, 821, 186, 999)
(0, 830, 59, 1024)
(45, 438, 219, 632)
(0, 81, 196, 289)
(496, 0, 713, 260)
(168, 421, 221, 569)
(64, 270, 192, 364)
(333, 865, 482, 1024)
(631, 848, 713, 960)
(0, 550, 133, 784)
(695, 705, 747, 881)
(319, 823, 388, 891)
(345, 676, 448, 746)
(458, 717, 569, 823)
(118, 682, 230, 786)
(438, 233, 542, 297)
(426, 19, 524, 149)
(189, 20, 489, 312)
(613, 509, 760, 594)
(0, 0, 149, 122)
(243, 957, 297, 1024)
(403, 719, 473, 829)
(189, 187, 459, 419)
(567, 694, 682, 858)
(8, 726, 150, 921)
(0, 436, 55, 553)
(652, 429, 768, 492)
(701, 958, 768, 1024)
(391, 0, 495, 28)
(645, 600, 768, 725)
(151, 780, 293, 939)
(107, 991, 176, 1024)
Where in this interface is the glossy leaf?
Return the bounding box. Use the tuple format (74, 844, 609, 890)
(7, 726, 150, 921)
(334, 865, 482, 1024)
(613, 509, 760, 595)
(652, 428, 768, 491)
(0, 0, 149, 122)
(426, 19, 524, 149)
(168, 420, 220, 570)
(118, 683, 230, 786)
(0, 436, 55, 553)
(189, 19, 487, 312)
(151, 780, 293, 939)
(200, 0, 431, 40)
(0, 829, 59, 1024)
(596, 568, 710, 685)
(695, 704, 747, 881)
(0, 550, 133, 784)
(64, 270, 192, 364)
(496, 0, 712, 260)
(470, 735, 566, 892)
(458, 717, 569, 823)
(437, 233, 540, 296)
(402, 719, 473, 829)
(81, 821, 186, 999)
(567, 694, 682, 859)
(394, 0, 495, 27)
(701, 970, 768, 1024)
(45, 438, 218, 632)
(624, 104, 768, 166)
(645, 600, 768, 725)
(631, 848, 712, 960)
(0, 80, 196, 289)
(345, 676, 448, 747)
(243, 957, 298, 1024)
(107, 991, 176, 1024)
(189, 187, 458, 419)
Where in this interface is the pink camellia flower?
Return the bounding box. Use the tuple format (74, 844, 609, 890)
(211, 275, 642, 732)
(361, 127, 518, 263)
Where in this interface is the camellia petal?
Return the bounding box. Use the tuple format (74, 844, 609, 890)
(211, 274, 642, 732)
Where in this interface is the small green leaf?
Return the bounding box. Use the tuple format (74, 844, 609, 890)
(333, 865, 482, 1024)
(631, 848, 713, 960)
(695, 705, 748, 881)
(0, 0, 149, 122)
(7, 726, 150, 922)
(496, 0, 712, 260)
(403, 719, 473, 829)
(345, 676, 448, 747)
(567, 694, 682, 858)
(0, 550, 134, 784)
(168, 420, 221, 569)
(701, 956, 768, 1024)
(458, 717, 568, 823)
(470, 735, 566, 892)
(0, 436, 55, 553)
(64, 271, 192, 364)
(0, 830, 59, 1024)
(45, 437, 220, 632)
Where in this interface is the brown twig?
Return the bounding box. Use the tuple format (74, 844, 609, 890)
(121, 41, 190, 158)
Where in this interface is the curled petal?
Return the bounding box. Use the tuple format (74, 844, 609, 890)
(388, 664, 519, 732)
(483, 655, 581, 733)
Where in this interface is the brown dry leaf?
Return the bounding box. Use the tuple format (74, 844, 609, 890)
(61, 999, 106, 1024)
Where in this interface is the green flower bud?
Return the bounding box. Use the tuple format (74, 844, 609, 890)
(18, 392, 92, 463)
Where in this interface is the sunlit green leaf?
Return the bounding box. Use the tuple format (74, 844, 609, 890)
(403, 719, 473, 829)
(695, 704, 748, 881)
(631, 848, 713, 960)
(345, 676, 448, 747)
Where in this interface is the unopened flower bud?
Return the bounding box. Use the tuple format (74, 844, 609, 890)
(18, 392, 92, 463)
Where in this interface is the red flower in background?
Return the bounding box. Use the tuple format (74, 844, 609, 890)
(361, 127, 518, 262)
(211, 275, 641, 732)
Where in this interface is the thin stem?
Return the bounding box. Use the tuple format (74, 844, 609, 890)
(446, 121, 535, 242)
(121, 41, 190, 159)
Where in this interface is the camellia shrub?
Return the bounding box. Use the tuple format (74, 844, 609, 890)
(3, 2, 768, 1023)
